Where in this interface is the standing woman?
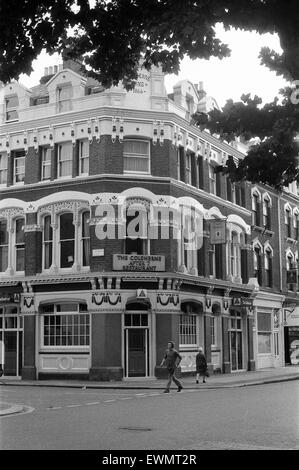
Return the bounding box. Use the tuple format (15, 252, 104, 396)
(196, 347, 208, 384)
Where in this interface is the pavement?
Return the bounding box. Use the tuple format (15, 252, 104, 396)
(0, 365, 298, 416)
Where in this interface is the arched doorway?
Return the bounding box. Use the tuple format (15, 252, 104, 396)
(124, 299, 151, 378)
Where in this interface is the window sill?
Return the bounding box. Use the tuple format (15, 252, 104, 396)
(286, 237, 298, 244)
(12, 182, 25, 187)
(123, 171, 151, 176)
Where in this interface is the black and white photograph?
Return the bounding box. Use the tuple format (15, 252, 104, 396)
(0, 0, 298, 461)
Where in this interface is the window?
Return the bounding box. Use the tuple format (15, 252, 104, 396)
(230, 232, 240, 279)
(264, 248, 273, 288)
(294, 212, 299, 240)
(43, 215, 53, 270)
(252, 193, 261, 226)
(13, 153, 25, 184)
(5, 95, 19, 121)
(210, 315, 216, 346)
(15, 218, 25, 272)
(286, 252, 297, 291)
(57, 142, 73, 179)
(253, 245, 263, 285)
(81, 211, 90, 267)
(79, 140, 89, 175)
(57, 85, 72, 112)
(0, 152, 8, 185)
(257, 312, 271, 354)
(263, 197, 271, 229)
(42, 303, 89, 347)
(125, 205, 149, 255)
(209, 164, 216, 194)
(176, 149, 180, 180)
(179, 314, 198, 347)
(123, 140, 150, 173)
(59, 213, 75, 268)
(0, 220, 8, 272)
(185, 153, 191, 184)
(285, 207, 292, 238)
(41, 148, 51, 181)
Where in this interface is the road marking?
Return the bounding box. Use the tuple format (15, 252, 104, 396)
(48, 406, 63, 410)
(120, 397, 133, 400)
(104, 399, 116, 403)
(86, 402, 100, 405)
(66, 404, 82, 408)
(147, 393, 160, 396)
(135, 393, 148, 397)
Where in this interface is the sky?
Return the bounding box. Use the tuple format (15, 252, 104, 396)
(19, 24, 288, 108)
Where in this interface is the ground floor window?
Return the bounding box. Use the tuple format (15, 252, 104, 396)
(257, 312, 272, 354)
(179, 314, 198, 347)
(41, 303, 89, 347)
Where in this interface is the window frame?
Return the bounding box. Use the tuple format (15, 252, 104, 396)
(0, 219, 8, 273)
(14, 217, 25, 273)
(41, 147, 52, 181)
(179, 314, 199, 349)
(0, 152, 8, 186)
(57, 142, 73, 180)
(78, 139, 89, 176)
(5, 94, 19, 122)
(41, 303, 90, 349)
(123, 139, 150, 175)
(13, 154, 25, 185)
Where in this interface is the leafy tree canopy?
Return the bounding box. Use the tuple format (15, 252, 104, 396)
(0, 0, 299, 189)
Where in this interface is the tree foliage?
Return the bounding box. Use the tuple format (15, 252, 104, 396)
(0, 0, 299, 189)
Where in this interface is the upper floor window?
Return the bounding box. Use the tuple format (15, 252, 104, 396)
(294, 211, 299, 240)
(57, 142, 73, 179)
(123, 140, 150, 174)
(176, 149, 180, 180)
(41, 147, 51, 181)
(262, 196, 271, 230)
(253, 245, 263, 285)
(124, 204, 149, 255)
(209, 164, 216, 195)
(0, 152, 8, 185)
(285, 207, 292, 238)
(79, 140, 89, 176)
(43, 215, 53, 270)
(5, 95, 19, 121)
(286, 252, 297, 291)
(264, 247, 273, 288)
(0, 219, 8, 272)
(230, 231, 240, 279)
(185, 154, 191, 184)
(14, 218, 25, 272)
(81, 211, 90, 267)
(57, 85, 72, 112)
(59, 213, 75, 268)
(252, 193, 261, 226)
(13, 152, 25, 185)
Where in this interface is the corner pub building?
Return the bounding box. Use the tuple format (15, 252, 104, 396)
(0, 60, 289, 381)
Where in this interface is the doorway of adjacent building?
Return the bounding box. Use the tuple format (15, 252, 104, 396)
(124, 312, 149, 377)
(0, 307, 23, 377)
(229, 311, 244, 371)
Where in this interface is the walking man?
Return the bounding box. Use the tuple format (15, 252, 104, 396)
(160, 341, 183, 393)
